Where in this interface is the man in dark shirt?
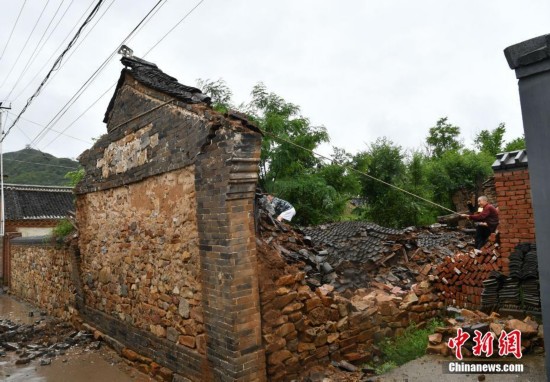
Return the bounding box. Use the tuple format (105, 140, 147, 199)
(460, 195, 499, 249)
(266, 194, 296, 222)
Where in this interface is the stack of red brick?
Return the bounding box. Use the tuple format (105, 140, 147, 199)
(432, 237, 506, 309)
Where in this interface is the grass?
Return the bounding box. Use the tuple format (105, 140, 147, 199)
(375, 319, 444, 374)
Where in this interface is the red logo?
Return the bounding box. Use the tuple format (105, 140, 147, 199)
(448, 328, 522, 359)
(447, 328, 470, 360)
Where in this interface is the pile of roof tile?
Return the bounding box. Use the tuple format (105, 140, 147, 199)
(256, 193, 477, 293)
(479, 243, 540, 313)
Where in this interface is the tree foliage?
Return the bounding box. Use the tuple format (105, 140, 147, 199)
(503, 136, 526, 152)
(4, 147, 80, 186)
(474, 123, 506, 156)
(194, 79, 511, 228)
(196, 78, 233, 113)
(247, 83, 329, 187)
(424, 150, 493, 208)
(426, 117, 462, 158)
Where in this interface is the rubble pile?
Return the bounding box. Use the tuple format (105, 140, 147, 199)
(299, 220, 473, 293)
(255, 203, 445, 381)
(0, 316, 99, 366)
(426, 307, 544, 358)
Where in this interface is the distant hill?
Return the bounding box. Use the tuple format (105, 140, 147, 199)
(3, 147, 80, 186)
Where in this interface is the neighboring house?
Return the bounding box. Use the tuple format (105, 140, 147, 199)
(3, 184, 74, 237)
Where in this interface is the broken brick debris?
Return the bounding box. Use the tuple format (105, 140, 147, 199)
(427, 308, 544, 358)
(256, 201, 446, 380)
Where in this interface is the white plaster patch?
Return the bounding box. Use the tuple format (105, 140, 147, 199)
(97, 124, 158, 178)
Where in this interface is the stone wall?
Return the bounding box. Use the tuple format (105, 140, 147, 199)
(75, 65, 264, 381)
(76, 167, 203, 345)
(10, 239, 76, 320)
(493, 167, 535, 257)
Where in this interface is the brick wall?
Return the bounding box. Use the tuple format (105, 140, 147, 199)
(493, 167, 535, 257)
(76, 69, 263, 381)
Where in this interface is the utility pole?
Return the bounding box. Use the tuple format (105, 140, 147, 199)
(0, 102, 11, 237)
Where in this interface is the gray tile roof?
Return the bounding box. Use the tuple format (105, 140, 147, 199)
(3, 184, 74, 220)
(302, 221, 403, 264)
(104, 56, 211, 123)
(492, 150, 528, 170)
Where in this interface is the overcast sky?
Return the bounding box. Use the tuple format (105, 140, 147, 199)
(0, 0, 549, 163)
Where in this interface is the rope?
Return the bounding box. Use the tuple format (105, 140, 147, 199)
(258, 128, 457, 214)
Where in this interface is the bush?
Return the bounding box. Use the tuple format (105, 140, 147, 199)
(52, 219, 74, 238)
(378, 319, 444, 368)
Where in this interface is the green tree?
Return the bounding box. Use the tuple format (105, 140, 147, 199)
(503, 136, 526, 152)
(351, 137, 416, 227)
(424, 150, 493, 209)
(316, 147, 361, 197)
(196, 78, 233, 113)
(273, 175, 346, 225)
(474, 123, 506, 156)
(426, 117, 462, 158)
(247, 83, 329, 188)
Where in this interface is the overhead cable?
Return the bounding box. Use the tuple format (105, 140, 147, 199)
(144, 0, 206, 56)
(12, 0, 91, 103)
(5, 0, 70, 101)
(0, 0, 28, 64)
(259, 127, 457, 214)
(0, 0, 53, 90)
(1, 0, 106, 143)
(7, 111, 93, 144)
(29, 0, 167, 148)
(43, 0, 205, 149)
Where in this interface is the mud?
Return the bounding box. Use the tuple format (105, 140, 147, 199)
(0, 294, 153, 382)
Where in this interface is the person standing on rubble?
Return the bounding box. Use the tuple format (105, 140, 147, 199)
(266, 194, 296, 222)
(460, 195, 499, 249)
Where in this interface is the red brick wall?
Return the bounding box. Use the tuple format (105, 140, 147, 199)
(493, 167, 536, 258)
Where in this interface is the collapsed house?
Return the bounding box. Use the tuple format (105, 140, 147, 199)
(2, 54, 542, 381)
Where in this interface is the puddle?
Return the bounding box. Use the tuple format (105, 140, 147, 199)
(0, 294, 154, 382)
(0, 295, 39, 325)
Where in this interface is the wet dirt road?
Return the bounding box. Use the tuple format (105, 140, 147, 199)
(0, 294, 154, 382)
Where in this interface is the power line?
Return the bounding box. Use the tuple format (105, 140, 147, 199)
(5, 0, 69, 101)
(259, 127, 457, 214)
(0, 0, 52, 90)
(51, 0, 117, 77)
(41, 83, 116, 149)
(6, 111, 93, 144)
(144, 0, 206, 56)
(30, 0, 168, 148)
(1, 0, 106, 143)
(42, 0, 205, 149)
(0, 0, 28, 64)
(11, 0, 91, 103)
